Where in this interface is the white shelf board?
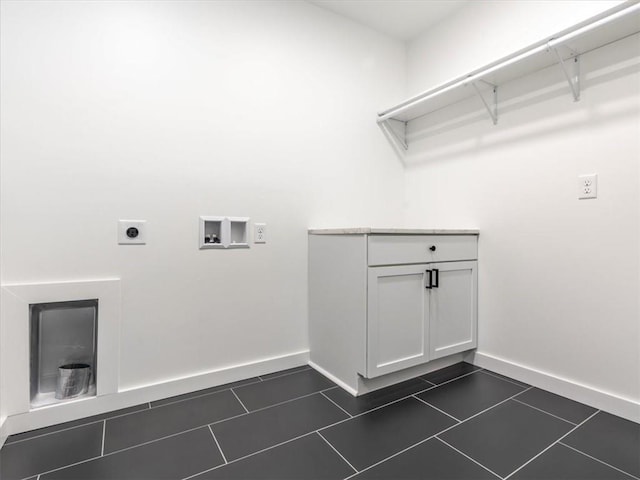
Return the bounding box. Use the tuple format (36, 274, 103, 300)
(378, 2, 640, 125)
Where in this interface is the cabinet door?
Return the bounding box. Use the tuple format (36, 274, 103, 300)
(429, 261, 477, 360)
(366, 265, 430, 378)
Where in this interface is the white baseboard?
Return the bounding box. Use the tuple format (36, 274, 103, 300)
(309, 361, 358, 396)
(467, 351, 640, 423)
(5, 350, 309, 437)
(0, 416, 8, 450)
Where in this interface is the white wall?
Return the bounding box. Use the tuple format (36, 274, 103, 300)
(404, 1, 640, 413)
(0, 0, 405, 415)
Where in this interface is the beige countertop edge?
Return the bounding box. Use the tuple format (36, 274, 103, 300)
(308, 228, 479, 235)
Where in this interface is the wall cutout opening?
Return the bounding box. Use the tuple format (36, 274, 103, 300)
(29, 299, 98, 408)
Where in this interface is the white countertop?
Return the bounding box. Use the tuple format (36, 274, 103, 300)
(308, 228, 479, 235)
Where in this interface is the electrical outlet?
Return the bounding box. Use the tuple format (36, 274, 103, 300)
(118, 220, 146, 244)
(254, 223, 266, 243)
(578, 174, 597, 199)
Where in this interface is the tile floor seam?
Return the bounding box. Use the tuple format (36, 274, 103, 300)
(558, 441, 640, 480)
(211, 386, 338, 422)
(412, 395, 462, 422)
(230, 388, 250, 413)
(320, 391, 353, 418)
(479, 370, 528, 388)
(7, 373, 434, 450)
(257, 366, 311, 382)
(342, 386, 533, 480)
(5, 407, 149, 445)
(435, 436, 504, 479)
(183, 390, 445, 480)
(184, 397, 396, 480)
(316, 394, 419, 433)
(105, 424, 213, 456)
(427, 368, 483, 388)
(318, 379, 503, 437)
(101, 420, 106, 456)
(76, 388, 340, 462)
(22, 369, 600, 480)
(316, 431, 359, 474)
(148, 378, 263, 410)
(511, 397, 578, 426)
(180, 431, 320, 480)
(502, 409, 601, 480)
(26, 453, 103, 479)
(17, 382, 529, 479)
(208, 425, 228, 464)
(341, 434, 434, 479)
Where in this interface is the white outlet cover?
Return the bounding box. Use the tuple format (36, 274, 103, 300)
(254, 223, 266, 243)
(578, 174, 598, 199)
(118, 220, 147, 244)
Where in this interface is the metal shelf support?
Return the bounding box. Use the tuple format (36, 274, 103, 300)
(549, 45, 580, 101)
(381, 119, 408, 151)
(471, 81, 498, 125)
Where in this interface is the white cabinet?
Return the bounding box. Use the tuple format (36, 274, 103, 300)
(367, 265, 430, 378)
(429, 261, 477, 360)
(366, 261, 477, 378)
(309, 229, 478, 394)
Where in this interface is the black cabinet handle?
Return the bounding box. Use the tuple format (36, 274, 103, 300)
(433, 268, 439, 288)
(425, 270, 432, 289)
(429, 245, 437, 252)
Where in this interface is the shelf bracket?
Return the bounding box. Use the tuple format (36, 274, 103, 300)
(471, 81, 498, 125)
(549, 45, 580, 102)
(381, 119, 408, 150)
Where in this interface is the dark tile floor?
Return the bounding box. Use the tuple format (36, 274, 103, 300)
(1, 363, 639, 480)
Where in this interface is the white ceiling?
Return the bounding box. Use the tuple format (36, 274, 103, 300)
(307, 0, 470, 41)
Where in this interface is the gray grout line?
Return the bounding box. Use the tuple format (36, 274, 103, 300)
(30, 453, 104, 479)
(36, 421, 227, 478)
(31, 377, 524, 480)
(479, 370, 529, 388)
(434, 386, 534, 438)
(558, 441, 640, 480)
(342, 387, 533, 480)
(183, 385, 458, 480)
(24, 376, 453, 479)
(6, 410, 140, 446)
(412, 395, 462, 422)
(342, 437, 428, 479)
(427, 368, 484, 388)
(420, 377, 437, 386)
(9, 377, 275, 446)
(9, 367, 463, 449)
(24, 366, 532, 479)
(511, 398, 577, 425)
(181, 431, 320, 480)
(320, 391, 353, 418)
(230, 388, 249, 413)
(147, 378, 264, 410)
(257, 366, 312, 382)
(225, 387, 339, 418)
(317, 431, 358, 474)
(101, 420, 106, 456)
(436, 437, 504, 479)
(91, 388, 341, 460)
(503, 409, 601, 479)
(208, 425, 228, 464)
